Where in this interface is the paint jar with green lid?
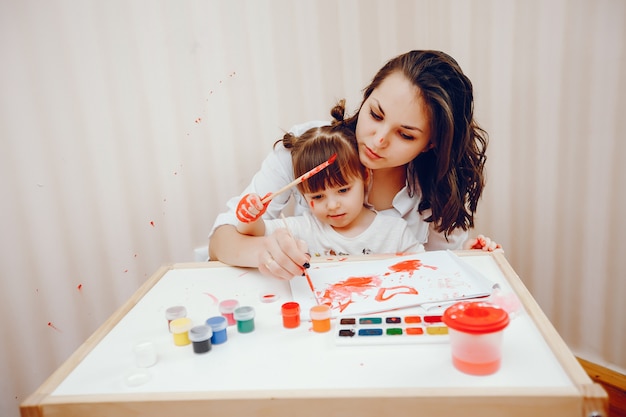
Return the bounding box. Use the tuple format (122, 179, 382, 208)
(233, 306, 255, 333)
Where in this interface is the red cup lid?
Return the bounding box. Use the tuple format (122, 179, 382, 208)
(442, 301, 509, 334)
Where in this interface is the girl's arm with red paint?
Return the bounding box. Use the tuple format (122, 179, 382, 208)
(236, 193, 267, 236)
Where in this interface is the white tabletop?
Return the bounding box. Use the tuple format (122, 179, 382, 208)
(52, 255, 574, 396)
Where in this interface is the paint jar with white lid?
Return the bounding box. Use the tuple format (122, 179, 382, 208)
(165, 306, 187, 332)
(233, 306, 255, 333)
(188, 325, 213, 354)
(219, 299, 239, 326)
(206, 316, 228, 344)
(442, 301, 510, 375)
(310, 304, 332, 333)
(170, 317, 193, 346)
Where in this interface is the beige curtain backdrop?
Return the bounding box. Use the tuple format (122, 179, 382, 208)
(1, 1, 624, 416)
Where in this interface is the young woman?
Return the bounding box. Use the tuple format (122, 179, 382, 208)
(210, 50, 491, 280)
(236, 100, 423, 259)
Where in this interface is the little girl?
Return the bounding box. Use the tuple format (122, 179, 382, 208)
(236, 101, 423, 259)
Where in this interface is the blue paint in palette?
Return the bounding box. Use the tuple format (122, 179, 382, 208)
(335, 314, 449, 346)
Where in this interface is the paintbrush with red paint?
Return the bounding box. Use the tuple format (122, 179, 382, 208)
(261, 153, 337, 204)
(280, 214, 318, 304)
(236, 153, 337, 223)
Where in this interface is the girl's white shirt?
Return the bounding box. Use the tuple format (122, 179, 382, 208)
(263, 210, 424, 257)
(209, 120, 467, 257)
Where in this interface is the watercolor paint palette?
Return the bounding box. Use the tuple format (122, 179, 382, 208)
(335, 314, 449, 346)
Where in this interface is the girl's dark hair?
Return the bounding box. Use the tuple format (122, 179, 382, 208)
(278, 100, 366, 194)
(344, 50, 488, 236)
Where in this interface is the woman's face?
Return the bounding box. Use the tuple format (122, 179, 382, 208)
(355, 71, 432, 171)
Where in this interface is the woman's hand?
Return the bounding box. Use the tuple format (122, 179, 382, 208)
(236, 192, 272, 223)
(466, 234, 503, 252)
(257, 228, 311, 280)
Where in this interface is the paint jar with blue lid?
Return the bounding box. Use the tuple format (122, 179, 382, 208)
(188, 325, 213, 354)
(206, 316, 228, 344)
(234, 306, 256, 333)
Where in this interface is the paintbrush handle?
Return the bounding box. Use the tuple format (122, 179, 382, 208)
(260, 153, 337, 204)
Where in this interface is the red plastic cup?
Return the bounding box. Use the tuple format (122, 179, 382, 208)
(442, 301, 510, 375)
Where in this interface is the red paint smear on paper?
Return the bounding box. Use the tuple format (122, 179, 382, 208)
(375, 285, 418, 301)
(388, 259, 437, 277)
(319, 275, 381, 312)
(47, 322, 61, 332)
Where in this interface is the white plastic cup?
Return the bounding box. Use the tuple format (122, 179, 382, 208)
(132, 341, 157, 368)
(442, 301, 510, 375)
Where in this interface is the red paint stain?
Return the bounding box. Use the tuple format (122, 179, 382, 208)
(47, 322, 61, 332)
(375, 285, 419, 301)
(203, 292, 219, 304)
(319, 276, 381, 312)
(388, 259, 437, 276)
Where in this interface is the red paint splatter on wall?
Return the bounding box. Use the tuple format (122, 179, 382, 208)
(47, 322, 61, 332)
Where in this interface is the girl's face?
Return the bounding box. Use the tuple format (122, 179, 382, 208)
(355, 71, 432, 170)
(303, 177, 367, 231)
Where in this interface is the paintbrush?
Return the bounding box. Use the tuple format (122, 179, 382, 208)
(280, 214, 318, 304)
(261, 153, 337, 204)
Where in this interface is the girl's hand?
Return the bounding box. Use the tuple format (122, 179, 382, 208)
(236, 192, 272, 223)
(466, 234, 503, 252)
(257, 228, 311, 280)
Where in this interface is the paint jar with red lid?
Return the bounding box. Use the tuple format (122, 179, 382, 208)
(281, 302, 301, 329)
(442, 301, 510, 375)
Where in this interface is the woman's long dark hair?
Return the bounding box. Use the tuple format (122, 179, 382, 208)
(344, 50, 488, 237)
